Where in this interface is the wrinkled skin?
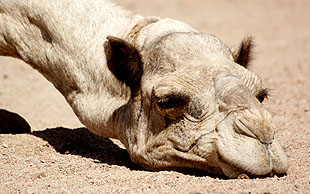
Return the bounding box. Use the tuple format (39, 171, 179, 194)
(0, 0, 288, 178)
(105, 33, 288, 178)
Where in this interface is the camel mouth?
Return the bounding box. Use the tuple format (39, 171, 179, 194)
(215, 122, 288, 178)
(217, 149, 287, 179)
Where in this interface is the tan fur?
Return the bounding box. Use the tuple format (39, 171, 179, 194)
(0, 0, 287, 178)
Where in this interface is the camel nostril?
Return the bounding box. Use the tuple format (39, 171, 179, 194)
(234, 117, 257, 139)
(234, 114, 274, 144)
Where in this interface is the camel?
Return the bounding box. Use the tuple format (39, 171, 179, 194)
(0, 0, 288, 178)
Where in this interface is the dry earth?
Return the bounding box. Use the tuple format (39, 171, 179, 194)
(0, 0, 310, 193)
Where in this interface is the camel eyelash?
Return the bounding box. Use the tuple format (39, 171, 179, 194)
(256, 88, 269, 103)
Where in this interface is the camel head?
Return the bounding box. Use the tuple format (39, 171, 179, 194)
(104, 32, 288, 178)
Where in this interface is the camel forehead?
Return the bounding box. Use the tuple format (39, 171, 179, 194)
(151, 32, 232, 61)
(154, 67, 215, 93)
(143, 32, 234, 75)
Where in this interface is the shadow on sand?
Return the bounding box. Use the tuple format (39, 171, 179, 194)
(0, 109, 31, 134)
(31, 127, 142, 170)
(0, 109, 224, 178)
(0, 108, 140, 170)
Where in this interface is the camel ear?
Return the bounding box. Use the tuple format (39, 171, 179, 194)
(231, 36, 254, 68)
(104, 36, 143, 93)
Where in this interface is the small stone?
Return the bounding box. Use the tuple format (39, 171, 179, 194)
(238, 174, 250, 179)
(2, 143, 9, 148)
(189, 192, 202, 194)
(282, 143, 289, 149)
(31, 172, 47, 179)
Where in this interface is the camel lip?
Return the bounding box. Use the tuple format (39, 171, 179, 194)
(217, 154, 276, 179)
(216, 138, 288, 178)
(215, 124, 276, 177)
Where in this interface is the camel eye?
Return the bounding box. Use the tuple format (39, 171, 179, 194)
(256, 88, 268, 103)
(157, 97, 178, 110)
(157, 94, 189, 110)
(156, 94, 190, 118)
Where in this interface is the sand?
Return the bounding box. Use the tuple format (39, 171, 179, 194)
(0, 0, 309, 193)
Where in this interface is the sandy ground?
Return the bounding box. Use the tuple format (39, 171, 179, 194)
(0, 0, 310, 193)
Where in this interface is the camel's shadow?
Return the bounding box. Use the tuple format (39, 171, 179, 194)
(31, 127, 141, 170)
(32, 128, 216, 177)
(0, 109, 140, 170)
(0, 109, 221, 178)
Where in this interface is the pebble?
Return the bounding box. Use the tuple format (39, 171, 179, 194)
(282, 143, 289, 149)
(2, 143, 9, 148)
(31, 172, 47, 179)
(238, 174, 250, 179)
